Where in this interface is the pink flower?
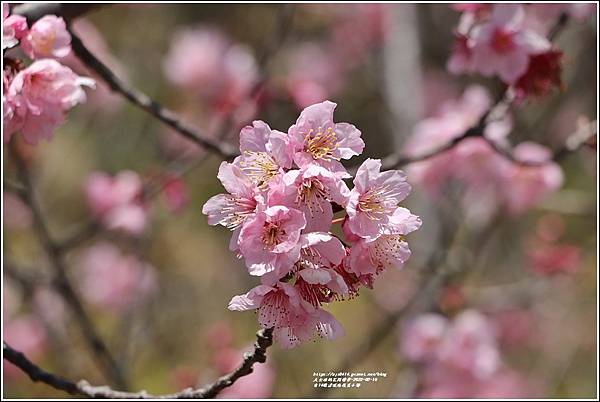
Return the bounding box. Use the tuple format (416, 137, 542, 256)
(348, 208, 421, 276)
(162, 27, 257, 110)
(288, 101, 364, 175)
(346, 158, 412, 241)
(500, 142, 563, 215)
(77, 242, 157, 312)
(268, 163, 349, 232)
(84, 170, 147, 236)
(284, 43, 343, 109)
(2, 4, 27, 50)
(202, 161, 263, 252)
(228, 283, 302, 328)
(527, 243, 582, 276)
(273, 304, 344, 349)
(237, 206, 306, 276)
(438, 310, 500, 379)
(21, 15, 71, 59)
(470, 4, 551, 84)
(234, 120, 293, 188)
(401, 314, 448, 362)
(5, 59, 94, 144)
(3, 315, 47, 379)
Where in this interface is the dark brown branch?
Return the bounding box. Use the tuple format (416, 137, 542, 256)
(3, 328, 274, 399)
(12, 3, 103, 23)
(67, 29, 239, 160)
(10, 145, 128, 390)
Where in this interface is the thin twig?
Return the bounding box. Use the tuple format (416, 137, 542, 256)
(3, 328, 274, 399)
(9, 144, 128, 389)
(67, 29, 239, 160)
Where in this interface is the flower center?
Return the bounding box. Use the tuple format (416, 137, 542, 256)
(358, 185, 398, 220)
(34, 31, 57, 56)
(369, 235, 406, 271)
(491, 28, 515, 54)
(295, 178, 328, 215)
(239, 151, 279, 188)
(305, 126, 339, 161)
(261, 221, 284, 249)
(221, 195, 256, 230)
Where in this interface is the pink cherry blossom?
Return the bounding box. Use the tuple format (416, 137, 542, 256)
(5, 59, 94, 144)
(401, 314, 448, 362)
(527, 242, 582, 276)
(268, 163, 349, 232)
(202, 161, 264, 253)
(288, 101, 364, 175)
(470, 4, 551, 84)
(2, 4, 27, 50)
(437, 310, 500, 379)
(163, 26, 257, 111)
(346, 158, 412, 240)
(347, 208, 421, 276)
(3, 191, 32, 229)
(284, 42, 343, 109)
(228, 283, 302, 328)
(273, 303, 345, 349)
(3, 315, 47, 379)
(500, 142, 564, 215)
(234, 120, 293, 188)
(237, 206, 306, 276)
(77, 242, 157, 312)
(21, 15, 71, 59)
(84, 170, 148, 236)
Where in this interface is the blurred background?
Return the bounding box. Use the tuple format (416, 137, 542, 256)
(3, 3, 597, 398)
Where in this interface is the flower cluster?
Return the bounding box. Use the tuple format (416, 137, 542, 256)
(404, 85, 563, 224)
(448, 4, 593, 98)
(203, 101, 421, 348)
(401, 310, 537, 398)
(3, 5, 95, 144)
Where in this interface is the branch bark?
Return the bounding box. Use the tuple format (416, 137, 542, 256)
(3, 328, 274, 399)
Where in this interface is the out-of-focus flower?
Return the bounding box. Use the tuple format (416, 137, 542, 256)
(20, 15, 71, 59)
(527, 243, 582, 276)
(162, 26, 258, 112)
(2, 4, 27, 50)
(3, 315, 47, 379)
(402, 310, 538, 398)
(514, 50, 563, 98)
(84, 170, 148, 236)
(4, 59, 94, 144)
(501, 142, 563, 216)
(77, 242, 157, 312)
(159, 174, 189, 213)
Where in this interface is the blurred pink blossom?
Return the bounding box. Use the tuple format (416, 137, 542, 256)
(163, 26, 258, 112)
(77, 242, 157, 312)
(527, 242, 582, 276)
(501, 142, 564, 216)
(2, 4, 27, 50)
(84, 170, 148, 236)
(3, 315, 47, 379)
(4, 59, 94, 144)
(21, 15, 71, 59)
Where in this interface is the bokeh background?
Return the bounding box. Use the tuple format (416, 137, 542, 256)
(3, 3, 597, 398)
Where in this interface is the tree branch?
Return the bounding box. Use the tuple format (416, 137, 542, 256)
(12, 3, 103, 23)
(66, 29, 239, 160)
(9, 145, 128, 389)
(3, 328, 274, 399)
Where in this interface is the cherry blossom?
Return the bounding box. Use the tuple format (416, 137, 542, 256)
(21, 15, 71, 59)
(206, 100, 420, 348)
(77, 242, 157, 312)
(346, 158, 412, 240)
(288, 101, 364, 175)
(4, 59, 95, 144)
(2, 4, 27, 50)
